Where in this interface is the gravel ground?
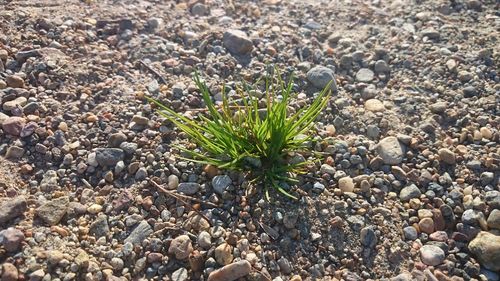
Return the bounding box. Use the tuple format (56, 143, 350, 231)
(0, 0, 499, 281)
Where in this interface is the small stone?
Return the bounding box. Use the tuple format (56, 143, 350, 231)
(108, 132, 127, 147)
(399, 184, 421, 201)
(421, 28, 440, 39)
(306, 66, 338, 92)
(29, 269, 45, 281)
(207, 260, 252, 281)
(338, 176, 354, 193)
(89, 215, 109, 238)
(36, 196, 69, 225)
(3, 97, 27, 111)
(377, 136, 404, 165)
(168, 174, 179, 190)
(198, 231, 212, 249)
(403, 226, 418, 240)
(168, 235, 193, 260)
(419, 218, 435, 234)
(420, 245, 445, 266)
(215, 243, 233, 265)
(364, 99, 384, 112)
(320, 164, 335, 175)
(2, 227, 25, 252)
(360, 226, 377, 248)
(47, 250, 64, 265)
(1, 263, 18, 281)
(124, 220, 153, 245)
(429, 231, 448, 242)
(178, 182, 200, 195)
(191, 3, 208, 16)
(0, 197, 27, 224)
(172, 267, 189, 281)
(374, 60, 390, 73)
(5, 146, 24, 159)
(277, 257, 293, 274)
(468, 231, 500, 271)
(212, 175, 232, 195)
(95, 148, 124, 166)
(6, 75, 24, 88)
(87, 204, 102, 214)
(223, 30, 253, 55)
(487, 209, 500, 230)
(356, 68, 374, 82)
(2, 116, 26, 136)
(438, 148, 456, 164)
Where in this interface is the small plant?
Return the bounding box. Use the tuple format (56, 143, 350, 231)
(148, 71, 331, 200)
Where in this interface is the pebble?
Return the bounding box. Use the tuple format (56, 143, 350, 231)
(399, 184, 421, 201)
(420, 245, 445, 266)
(214, 243, 233, 265)
(95, 148, 125, 166)
(171, 267, 189, 281)
(438, 148, 456, 164)
(168, 235, 193, 260)
(468, 231, 500, 271)
(198, 231, 212, 249)
(403, 226, 418, 240)
(3, 96, 27, 111)
(89, 214, 109, 238)
(177, 182, 200, 195)
(191, 3, 208, 16)
(223, 30, 253, 55)
(0, 197, 27, 224)
(2, 116, 26, 136)
(124, 220, 153, 245)
(277, 257, 293, 274)
(5, 145, 24, 159)
(1, 263, 18, 281)
(306, 66, 338, 92)
(418, 218, 435, 234)
(487, 209, 500, 230)
(6, 75, 24, 88)
(207, 260, 252, 281)
(377, 136, 404, 165)
(36, 196, 69, 225)
(338, 176, 354, 193)
(212, 175, 232, 195)
(364, 99, 384, 112)
(2, 227, 25, 252)
(356, 68, 375, 82)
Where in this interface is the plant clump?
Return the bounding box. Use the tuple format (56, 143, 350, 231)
(148, 72, 331, 200)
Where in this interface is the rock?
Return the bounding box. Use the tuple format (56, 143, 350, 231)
(360, 226, 377, 248)
(172, 267, 189, 281)
(487, 209, 500, 230)
(320, 164, 335, 175)
(95, 148, 124, 166)
(377, 136, 404, 165)
(5, 146, 24, 159)
(168, 174, 179, 190)
(6, 75, 24, 88)
(429, 231, 448, 242)
(438, 148, 456, 164)
(223, 30, 253, 55)
(124, 220, 153, 244)
(2, 227, 25, 252)
(1, 262, 18, 281)
(277, 257, 293, 274)
(403, 226, 418, 240)
(168, 235, 193, 260)
(29, 269, 45, 281)
(364, 99, 384, 112)
(197, 231, 212, 249)
(419, 218, 435, 234)
(399, 184, 421, 201)
(3, 97, 27, 111)
(468, 231, 500, 271)
(108, 132, 127, 147)
(207, 260, 252, 281)
(420, 245, 445, 266)
(177, 182, 200, 195)
(2, 116, 26, 136)
(191, 3, 208, 16)
(47, 250, 64, 266)
(356, 68, 374, 82)
(338, 176, 354, 193)
(306, 66, 338, 92)
(89, 214, 109, 238)
(212, 175, 232, 195)
(421, 28, 440, 39)
(0, 197, 27, 224)
(374, 60, 390, 73)
(215, 243, 233, 265)
(36, 196, 69, 225)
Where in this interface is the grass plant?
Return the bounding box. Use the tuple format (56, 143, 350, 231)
(148, 71, 331, 200)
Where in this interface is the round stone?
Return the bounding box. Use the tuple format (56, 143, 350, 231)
(420, 245, 445, 266)
(364, 99, 384, 112)
(356, 68, 374, 82)
(338, 177, 354, 193)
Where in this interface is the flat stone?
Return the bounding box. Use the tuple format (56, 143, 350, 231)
(207, 260, 252, 281)
(2, 116, 26, 136)
(6, 75, 24, 88)
(36, 196, 69, 226)
(89, 215, 110, 238)
(95, 148, 124, 166)
(0, 197, 27, 224)
(438, 148, 456, 164)
(356, 68, 374, 82)
(400, 184, 421, 201)
(124, 220, 153, 244)
(212, 175, 232, 195)
(177, 182, 200, 195)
